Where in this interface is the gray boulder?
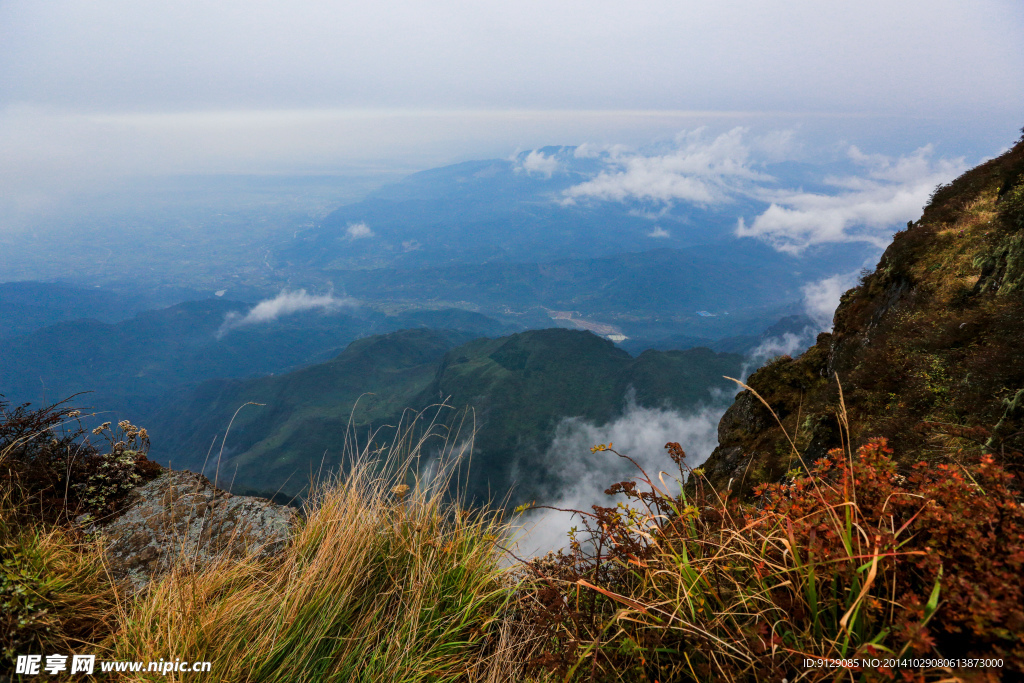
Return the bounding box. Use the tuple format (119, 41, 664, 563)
(86, 469, 296, 592)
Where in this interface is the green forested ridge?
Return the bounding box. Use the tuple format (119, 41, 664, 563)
(150, 327, 743, 503)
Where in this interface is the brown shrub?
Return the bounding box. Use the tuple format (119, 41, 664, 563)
(522, 438, 1024, 681)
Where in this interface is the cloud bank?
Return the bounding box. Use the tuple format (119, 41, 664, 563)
(559, 130, 967, 254)
(562, 128, 767, 206)
(737, 145, 966, 253)
(518, 395, 728, 554)
(217, 289, 356, 338)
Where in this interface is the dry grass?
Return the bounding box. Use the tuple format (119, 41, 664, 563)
(106, 409, 547, 682)
(0, 490, 118, 662)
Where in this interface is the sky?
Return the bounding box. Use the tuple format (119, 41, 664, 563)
(1, 0, 1022, 223)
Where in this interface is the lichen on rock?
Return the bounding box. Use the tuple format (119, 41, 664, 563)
(84, 469, 296, 592)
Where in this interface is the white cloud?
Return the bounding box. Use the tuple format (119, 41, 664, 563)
(345, 221, 374, 239)
(737, 328, 819, 382)
(517, 395, 726, 554)
(562, 127, 767, 206)
(572, 143, 600, 159)
(750, 329, 817, 363)
(736, 270, 862, 376)
(560, 132, 968, 256)
(216, 289, 356, 338)
(802, 271, 860, 332)
(647, 226, 670, 238)
(735, 145, 966, 253)
(518, 149, 560, 177)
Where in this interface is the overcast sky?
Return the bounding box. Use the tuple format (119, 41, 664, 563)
(1, 0, 1022, 220)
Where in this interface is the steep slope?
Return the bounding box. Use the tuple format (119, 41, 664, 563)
(702, 134, 1024, 495)
(152, 328, 743, 502)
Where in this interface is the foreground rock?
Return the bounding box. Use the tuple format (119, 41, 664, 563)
(89, 469, 296, 592)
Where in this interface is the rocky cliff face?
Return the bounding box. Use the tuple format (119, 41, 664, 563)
(703, 134, 1024, 496)
(85, 470, 296, 592)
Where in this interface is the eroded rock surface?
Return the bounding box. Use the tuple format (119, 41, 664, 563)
(88, 469, 295, 592)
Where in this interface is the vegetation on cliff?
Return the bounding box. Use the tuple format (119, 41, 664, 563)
(703, 132, 1024, 497)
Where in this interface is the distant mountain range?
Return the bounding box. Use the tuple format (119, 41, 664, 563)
(0, 281, 156, 339)
(334, 242, 856, 340)
(281, 148, 876, 272)
(0, 295, 515, 419)
(0, 277, 815, 508)
(267, 148, 875, 342)
(1, 146, 880, 509)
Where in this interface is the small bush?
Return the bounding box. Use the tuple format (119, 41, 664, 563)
(1, 398, 160, 525)
(999, 176, 1024, 232)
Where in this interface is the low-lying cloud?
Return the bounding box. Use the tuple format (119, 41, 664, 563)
(737, 145, 966, 253)
(739, 270, 862, 374)
(517, 395, 729, 554)
(802, 271, 861, 332)
(345, 221, 374, 239)
(216, 289, 356, 338)
(747, 329, 817, 368)
(517, 149, 561, 177)
(647, 226, 670, 238)
(562, 127, 766, 206)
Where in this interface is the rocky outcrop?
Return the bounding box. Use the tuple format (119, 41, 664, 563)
(702, 133, 1024, 497)
(86, 469, 296, 592)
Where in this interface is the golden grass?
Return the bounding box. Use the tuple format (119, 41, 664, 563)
(106, 409, 547, 682)
(0, 493, 118, 661)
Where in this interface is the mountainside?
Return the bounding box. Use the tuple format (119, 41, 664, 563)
(702, 135, 1024, 495)
(415, 329, 743, 502)
(0, 282, 155, 339)
(150, 328, 743, 502)
(149, 328, 472, 495)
